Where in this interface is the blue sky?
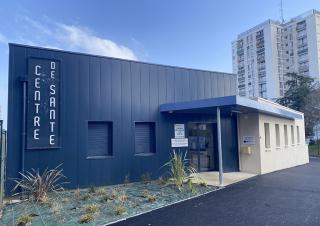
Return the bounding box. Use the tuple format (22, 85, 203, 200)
(1, 0, 320, 128)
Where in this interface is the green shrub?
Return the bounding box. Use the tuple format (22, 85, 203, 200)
(17, 213, 33, 226)
(141, 189, 149, 198)
(79, 213, 94, 224)
(110, 186, 128, 202)
(199, 180, 208, 187)
(147, 195, 156, 203)
(85, 204, 98, 215)
(95, 188, 107, 196)
(162, 150, 197, 190)
(188, 179, 197, 194)
(115, 206, 126, 216)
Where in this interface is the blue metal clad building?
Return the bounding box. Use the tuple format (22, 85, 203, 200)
(6, 44, 239, 192)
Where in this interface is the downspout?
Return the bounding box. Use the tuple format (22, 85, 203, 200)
(236, 114, 242, 171)
(20, 76, 27, 174)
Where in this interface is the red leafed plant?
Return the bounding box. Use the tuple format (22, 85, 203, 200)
(12, 164, 67, 203)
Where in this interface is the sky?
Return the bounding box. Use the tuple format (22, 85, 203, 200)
(0, 0, 320, 128)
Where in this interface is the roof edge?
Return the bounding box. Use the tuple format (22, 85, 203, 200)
(9, 43, 235, 77)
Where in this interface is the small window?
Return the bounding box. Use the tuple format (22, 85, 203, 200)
(264, 123, 270, 149)
(284, 125, 288, 146)
(88, 121, 113, 157)
(297, 126, 300, 144)
(135, 122, 156, 154)
(275, 124, 280, 148)
(291, 125, 295, 145)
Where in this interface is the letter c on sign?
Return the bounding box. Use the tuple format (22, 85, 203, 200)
(35, 65, 41, 75)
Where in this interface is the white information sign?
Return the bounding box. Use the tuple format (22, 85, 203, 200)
(171, 138, 189, 148)
(242, 136, 255, 145)
(174, 124, 185, 138)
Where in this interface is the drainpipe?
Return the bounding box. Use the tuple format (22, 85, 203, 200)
(20, 76, 28, 174)
(217, 107, 223, 186)
(236, 114, 242, 171)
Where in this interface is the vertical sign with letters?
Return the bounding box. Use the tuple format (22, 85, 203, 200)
(27, 58, 60, 149)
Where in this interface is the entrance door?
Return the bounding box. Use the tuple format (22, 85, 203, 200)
(188, 123, 215, 172)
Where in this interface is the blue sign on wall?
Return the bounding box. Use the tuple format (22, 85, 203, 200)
(26, 58, 60, 149)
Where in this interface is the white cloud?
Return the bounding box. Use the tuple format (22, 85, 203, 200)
(0, 32, 8, 45)
(16, 16, 138, 60)
(56, 24, 137, 60)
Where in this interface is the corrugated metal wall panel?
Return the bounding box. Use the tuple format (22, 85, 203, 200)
(141, 64, 150, 120)
(149, 65, 159, 117)
(204, 71, 212, 98)
(89, 57, 101, 119)
(158, 65, 167, 105)
(166, 67, 175, 103)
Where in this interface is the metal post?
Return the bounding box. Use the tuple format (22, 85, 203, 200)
(0, 120, 2, 159)
(0, 120, 3, 207)
(317, 128, 320, 156)
(21, 80, 27, 175)
(217, 107, 223, 186)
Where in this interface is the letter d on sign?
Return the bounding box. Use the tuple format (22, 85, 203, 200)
(51, 61, 56, 70)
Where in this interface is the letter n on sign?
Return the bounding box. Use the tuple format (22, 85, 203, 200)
(26, 58, 60, 149)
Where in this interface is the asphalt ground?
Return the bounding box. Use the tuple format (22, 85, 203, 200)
(112, 158, 320, 226)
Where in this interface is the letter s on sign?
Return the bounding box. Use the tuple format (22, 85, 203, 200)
(50, 85, 56, 95)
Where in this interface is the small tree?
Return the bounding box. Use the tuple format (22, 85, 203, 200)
(277, 72, 315, 111)
(277, 72, 320, 136)
(301, 88, 320, 136)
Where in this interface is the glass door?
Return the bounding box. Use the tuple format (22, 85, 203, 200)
(188, 123, 215, 172)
